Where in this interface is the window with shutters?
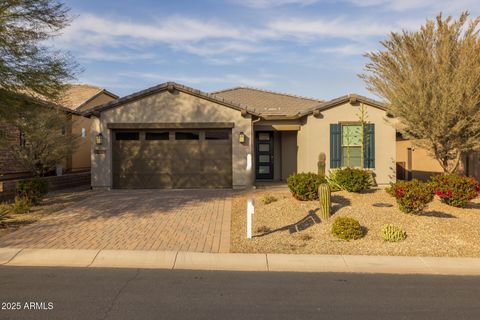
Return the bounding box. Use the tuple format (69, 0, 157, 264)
(341, 124, 362, 167)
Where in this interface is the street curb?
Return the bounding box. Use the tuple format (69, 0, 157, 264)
(1, 247, 479, 275)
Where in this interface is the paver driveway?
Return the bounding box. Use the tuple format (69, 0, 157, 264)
(0, 189, 231, 252)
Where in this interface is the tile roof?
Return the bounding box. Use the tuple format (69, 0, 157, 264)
(59, 84, 118, 111)
(83, 82, 259, 117)
(84, 81, 388, 120)
(211, 87, 323, 116)
(300, 93, 387, 116)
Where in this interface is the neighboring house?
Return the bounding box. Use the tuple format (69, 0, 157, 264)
(59, 84, 118, 172)
(396, 135, 444, 180)
(0, 84, 117, 180)
(84, 82, 396, 189)
(396, 135, 480, 181)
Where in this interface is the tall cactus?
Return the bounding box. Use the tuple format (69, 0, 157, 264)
(317, 152, 326, 176)
(318, 183, 331, 220)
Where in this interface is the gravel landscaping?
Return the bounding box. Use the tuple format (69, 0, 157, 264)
(231, 187, 480, 257)
(0, 186, 93, 238)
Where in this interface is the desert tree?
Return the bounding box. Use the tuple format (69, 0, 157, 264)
(9, 105, 79, 177)
(361, 12, 480, 173)
(0, 0, 77, 119)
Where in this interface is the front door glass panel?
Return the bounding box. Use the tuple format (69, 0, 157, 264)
(255, 131, 274, 179)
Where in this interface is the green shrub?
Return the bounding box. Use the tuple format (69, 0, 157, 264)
(0, 203, 11, 221)
(287, 173, 326, 201)
(387, 180, 434, 214)
(326, 170, 342, 192)
(431, 174, 480, 207)
(16, 178, 48, 205)
(261, 195, 278, 205)
(12, 196, 31, 214)
(331, 216, 364, 240)
(381, 224, 407, 242)
(328, 168, 371, 192)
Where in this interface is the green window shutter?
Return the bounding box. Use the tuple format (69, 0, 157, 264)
(330, 124, 342, 168)
(364, 123, 375, 168)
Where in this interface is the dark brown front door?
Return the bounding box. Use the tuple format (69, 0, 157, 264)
(255, 131, 274, 180)
(112, 129, 232, 189)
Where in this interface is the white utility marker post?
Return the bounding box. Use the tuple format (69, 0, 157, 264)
(247, 198, 255, 239)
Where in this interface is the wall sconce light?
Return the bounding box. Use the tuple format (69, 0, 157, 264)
(239, 132, 245, 143)
(95, 133, 104, 145)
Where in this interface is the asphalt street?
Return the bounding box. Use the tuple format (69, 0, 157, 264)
(0, 266, 479, 320)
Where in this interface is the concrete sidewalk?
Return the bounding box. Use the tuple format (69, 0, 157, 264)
(1, 247, 479, 275)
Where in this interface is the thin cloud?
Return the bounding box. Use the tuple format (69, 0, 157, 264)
(231, 0, 320, 8)
(315, 44, 372, 56)
(119, 71, 276, 88)
(346, 0, 480, 12)
(78, 50, 157, 62)
(267, 17, 394, 39)
(60, 13, 249, 45)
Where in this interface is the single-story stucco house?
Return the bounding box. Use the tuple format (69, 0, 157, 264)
(0, 84, 117, 180)
(84, 82, 396, 189)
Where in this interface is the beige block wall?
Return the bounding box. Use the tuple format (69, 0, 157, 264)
(91, 90, 253, 189)
(297, 102, 396, 185)
(71, 93, 116, 172)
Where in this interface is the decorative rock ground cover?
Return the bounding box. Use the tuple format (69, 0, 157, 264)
(231, 188, 480, 257)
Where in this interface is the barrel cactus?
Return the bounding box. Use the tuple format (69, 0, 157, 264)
(318, 183, 331, 220)
(317, 152, 326, 176)
(380, 224, 407, 242)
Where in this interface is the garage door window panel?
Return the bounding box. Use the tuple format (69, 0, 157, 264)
(205, 130, 229, 140)
(175, 132, 199, 140)
(145, 132, 169, 140)
(115, 132, 139, 140)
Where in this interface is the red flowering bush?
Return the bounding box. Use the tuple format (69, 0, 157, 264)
(386, 180, 434, 214)
(430, 174, 480, 207)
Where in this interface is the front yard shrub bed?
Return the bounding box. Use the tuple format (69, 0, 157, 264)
(431, 174, 480, 207)
(230, 188, 480, 257)
(386, 180, 434, 214)
(287, 173, 326, 201)
(0, 187, 94, 239)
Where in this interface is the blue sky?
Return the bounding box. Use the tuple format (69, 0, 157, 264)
(56, 0, 480, 100)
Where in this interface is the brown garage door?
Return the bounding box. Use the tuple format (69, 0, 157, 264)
(112, 129, 232, 188)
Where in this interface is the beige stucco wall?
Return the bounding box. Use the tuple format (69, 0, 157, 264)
(77, 92, 116, 111)
(71, 93, 116, 172)
(70, 115, 91, 171)
(297, 101, 396, 185)
(396, 140, 480, 180)
(281, 131, 298, 180)
(91, 90, 253, 189)
(396, 139, 443, 180)
(273, 132, 281, 180)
